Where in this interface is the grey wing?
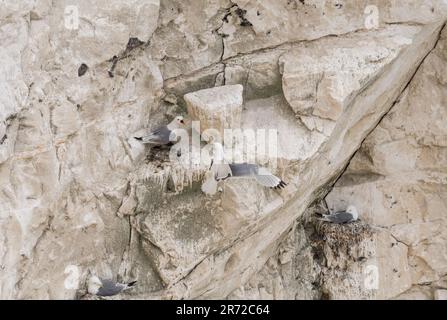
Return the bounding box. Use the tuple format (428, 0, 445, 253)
(228, 164, 287, 188)
(255, 175, 286, 188)
(255, 167, 287, 189)
(328, 211, 354, 224)
(228, 163, 258, 177)
(156, 126, 174, 144)
(138, 126, 172, 145)
(97, 279, 125, 296)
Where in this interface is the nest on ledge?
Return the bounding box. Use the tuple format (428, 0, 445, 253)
(314, 220, 374, 251)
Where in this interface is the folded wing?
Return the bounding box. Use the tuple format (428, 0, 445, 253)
(135, 126, 172, 145)
(323, 211, 355, 224)
(96, 279, 126, 296)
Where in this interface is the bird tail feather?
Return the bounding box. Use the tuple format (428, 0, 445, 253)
(134, 135, 157, 144)
(123, 281, 137, 290)
(317, 214, 332, 222)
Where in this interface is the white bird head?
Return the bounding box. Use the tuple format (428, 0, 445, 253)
(87, 275, 102, 295)
(174, 115, 185, 125)
(167, 116, 186, 130)
(346, 205, 359, 220)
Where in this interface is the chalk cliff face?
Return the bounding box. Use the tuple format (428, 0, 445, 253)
(0, 0, 446, 299)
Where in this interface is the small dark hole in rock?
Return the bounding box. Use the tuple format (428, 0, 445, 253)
(235, 7, 252, 27)
(235, 8, 247, 17)
(78, 63, 88, 77)
(126, 37, 144, 51)
(166, 177, 175, 192)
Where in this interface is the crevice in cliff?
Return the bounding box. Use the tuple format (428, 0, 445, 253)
(14, 213, 55, 294)
(107, 37, 151, 78)
(214, 3, 238, 85)
(171, 229, 265, 291)
(392, 236, 410, 248)
(117, 215, 134, 281)
(274, 21, 447, 300)
(170, 253, 211, 288)
(163, 24, 401, 85)
(384, 21, 425, 27)
(323, 21, 446, 200)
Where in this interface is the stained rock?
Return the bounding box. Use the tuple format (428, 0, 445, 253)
(184, 85, 244, 136)
(1, 0, 447, 300)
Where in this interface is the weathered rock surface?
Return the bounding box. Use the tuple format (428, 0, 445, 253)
(1, 0, 446, 300)
(279, 26, 415, 126)
(185, 84, 243, 136)
(324, 26, 447, 299)
(231, 18, 447, 301)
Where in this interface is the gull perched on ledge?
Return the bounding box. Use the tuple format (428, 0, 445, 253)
(202, 143, 287, 195)
(87, 275, 137, 297)
(134, 115, 185, 146)
(318, 205, 359, 224)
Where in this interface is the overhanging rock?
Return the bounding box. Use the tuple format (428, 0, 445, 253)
(133, 20, 445, 299)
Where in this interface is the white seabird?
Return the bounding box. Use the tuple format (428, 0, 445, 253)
(134, 115, 185, 145)
(318, 205, 359, 224)
(202, 143, 287, 194)
(87, 276, 137, 297)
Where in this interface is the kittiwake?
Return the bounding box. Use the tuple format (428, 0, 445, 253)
(87, 276, 137, 297)
(202, 143, 287, 194)
(134, 115, 185, 145)
(318, 205, 359, 224)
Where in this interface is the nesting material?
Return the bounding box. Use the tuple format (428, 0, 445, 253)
(316, 220, 373, 250)
(131, 146, 206, 192)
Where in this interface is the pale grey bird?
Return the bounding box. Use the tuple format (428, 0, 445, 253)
(318, 205, 359, 224)
(202, 143, 287, 194)
(87, 276, 137, 297)
(134, 115, 185, 145)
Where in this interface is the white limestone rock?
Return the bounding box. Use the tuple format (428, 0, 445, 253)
(326, 25, 447, 299)
(279, 25, 420, 132)
(1, 0, 447, 301)
(184, 85, 244, 136)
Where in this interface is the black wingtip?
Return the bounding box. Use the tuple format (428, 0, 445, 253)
(134, 137, 143, 141)
(127, 281, 137, 287)
(276, 180, 287, 189)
